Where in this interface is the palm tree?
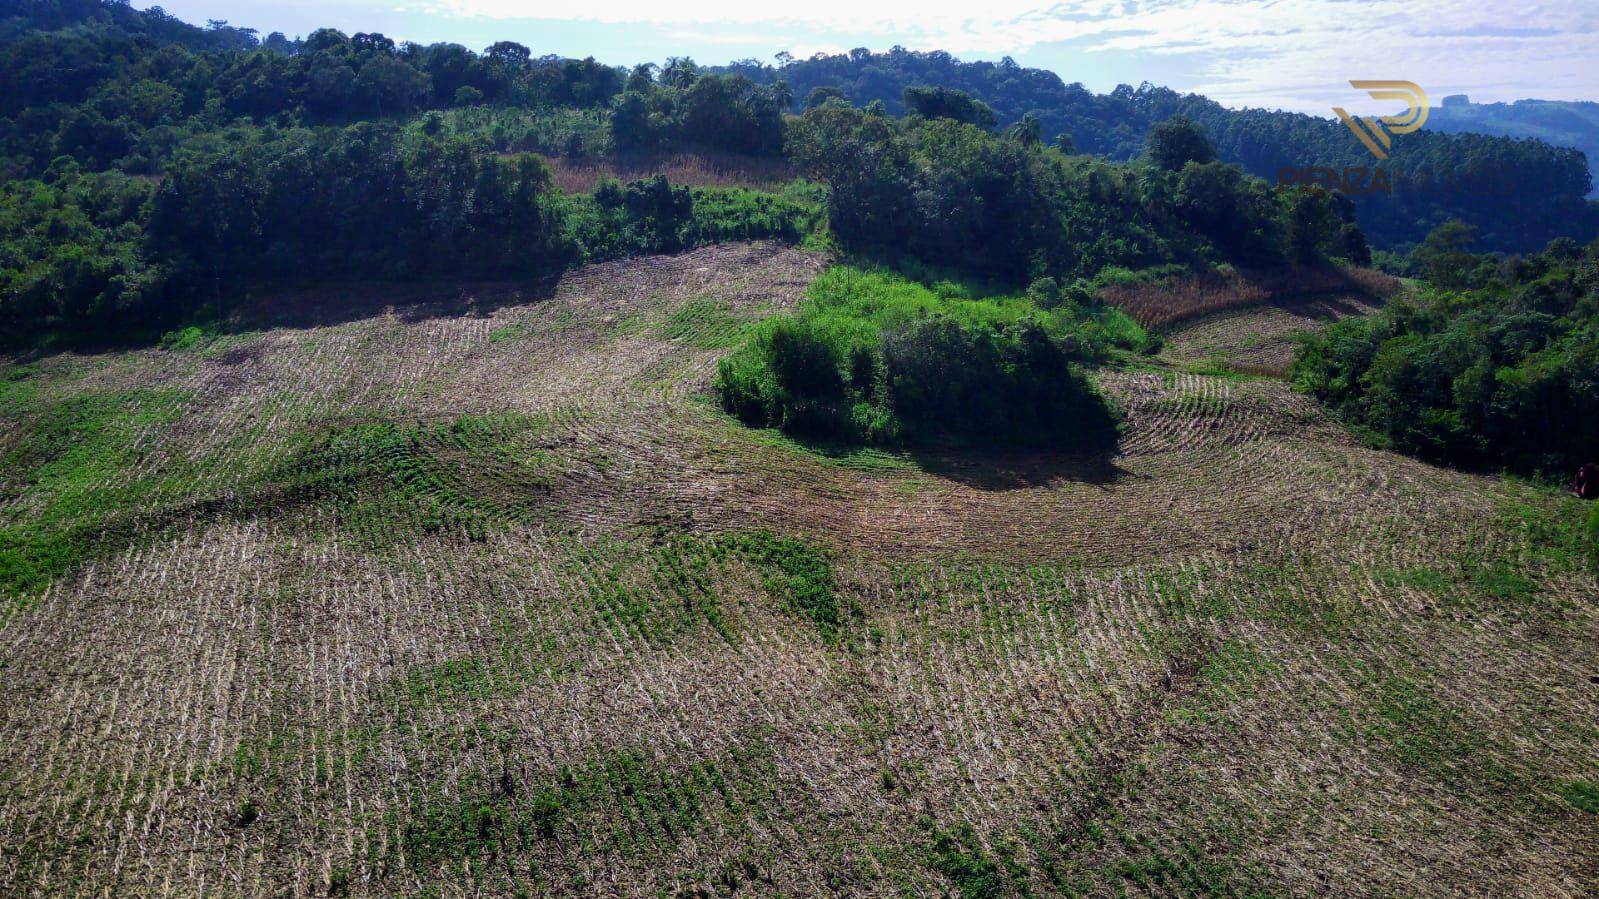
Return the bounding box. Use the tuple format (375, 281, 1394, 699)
(1006, 113, 1043, 146)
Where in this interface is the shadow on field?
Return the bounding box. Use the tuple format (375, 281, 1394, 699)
(1267, 293, 1376, 322)
(908, 445, 1127, 491)
(227, 275, 562, 333)
(774, 425, 1128, 492)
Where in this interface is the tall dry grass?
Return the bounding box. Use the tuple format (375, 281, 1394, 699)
(1101, 266, 1401, 329)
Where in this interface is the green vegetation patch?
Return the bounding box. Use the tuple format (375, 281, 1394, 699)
(1353, 671, 1513, 790)
(394, 737, 780, 873)
(274, 412, 559, 549)
(657, 297, 755, 349)
(574, 529, 843, 646)
(409, 105, 612, 158)
(1496, 494, 1599, 575)
(720, 530, 844, 640)
(560, 177, 821, 264)
(921, 821, 1015, 898)
(576, 533, 732, 646)
(0, 385, 187, 616)
(1557, 779, 1599, 814)
(716, 264, 1130, 448)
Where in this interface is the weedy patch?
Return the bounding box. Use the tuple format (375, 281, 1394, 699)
(0, 387, 188, 616)
(1557, 779, 1599, 814)
(392, 737, 780, 876)
(657, 297, 756, 349)
(272, 412, 559, 549)
(718, 530, 846, 641)
(920, 821, 1018, 898)
(487, 324, 526, 342)
(571, 529, 844, 647)
(160, 324, 216, 352)
(1497, 495, 1599, 575)
(1354, 671, 1506, 788)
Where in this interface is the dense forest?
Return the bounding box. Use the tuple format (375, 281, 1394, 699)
(0, 0, 1360, 351)
(0, 1, 816, 342)
(725, 50, 1599, 251)
(1293, 228, 1599, 477)
(1426, 96, 1599, 198)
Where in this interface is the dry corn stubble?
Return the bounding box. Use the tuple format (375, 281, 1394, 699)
(0, 242, 1594, 897)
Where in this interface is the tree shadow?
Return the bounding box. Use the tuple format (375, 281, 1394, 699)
(777, 429, 1129, 491)
(1272, 292, 1377, 322)
(224, 273, 563, 334)
(1, 273, 568, 361)
(905, 443, 1128, 491)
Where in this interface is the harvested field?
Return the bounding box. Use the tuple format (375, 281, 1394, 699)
(1103, 266, 1399, 330)
(1161, 292, 1387, 376)
(2, 242, 1596, 897)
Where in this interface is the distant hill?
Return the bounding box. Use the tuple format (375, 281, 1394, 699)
(727, 50, 1599, 252)
(1426, 95, 1599, 197)
(0, 0, 259, 50)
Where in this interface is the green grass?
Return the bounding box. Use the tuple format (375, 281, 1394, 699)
(922, 821, 1011, 899)
(395, 737, 779, 872)
(580, 538, 730, 646)
(1357, 672, 1500, 785)
(657, 298, 754, 349)
(1557, 779, 1599, 814)
(274, 412, 558, 549)
(0, 385, 188, 618)
(0, 404, 568, 617)
(752, 263, 1152, 368)
(574, 529, 841, 646)
(1181, 356, 1270, 381)
(159, 325, 211, 351)
(721, 530, 844, 641)
(1496, 494, 1599, 575)
(393, 657, 502, 706)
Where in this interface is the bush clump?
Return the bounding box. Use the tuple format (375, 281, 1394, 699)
(1292, 233, 1599, 475)
(717, 265, 1123, 449)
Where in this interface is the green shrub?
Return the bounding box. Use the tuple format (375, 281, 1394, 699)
(564, 177, 821, 263)
(882, 315, 1117, 446)
(717, 264, 1124, 448)
(1292, 239, 1599, 475)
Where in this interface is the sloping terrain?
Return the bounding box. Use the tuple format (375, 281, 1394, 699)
(1, 243, 1595, 897)
(1160, 292, 1387, 376)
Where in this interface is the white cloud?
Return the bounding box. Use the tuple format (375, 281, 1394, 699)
(299, 1, 1599, 109)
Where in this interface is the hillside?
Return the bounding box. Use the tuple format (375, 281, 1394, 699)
(730, 51, 1599, 252)
(3, 244, 1596, 896)
(1427, 96, 1599, 198)
(0, 1, 1594, 256)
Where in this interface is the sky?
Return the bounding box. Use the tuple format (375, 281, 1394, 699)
(135, 1, 1599, 114)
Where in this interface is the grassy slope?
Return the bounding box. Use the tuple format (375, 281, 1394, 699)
(0, 243, 1595, 897)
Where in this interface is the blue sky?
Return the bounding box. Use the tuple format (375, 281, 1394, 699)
(136, 1, 1598, 114)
